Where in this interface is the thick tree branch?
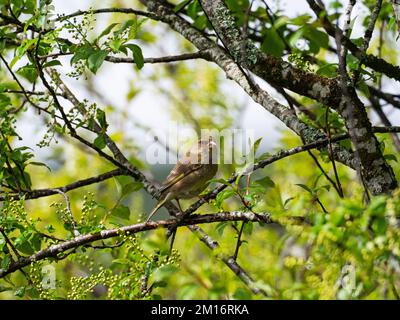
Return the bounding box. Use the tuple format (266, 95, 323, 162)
(0, 211, 273, 279)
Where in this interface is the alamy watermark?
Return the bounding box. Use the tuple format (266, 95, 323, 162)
(41, 264, 56, 290)
(144, 123, 256, 168)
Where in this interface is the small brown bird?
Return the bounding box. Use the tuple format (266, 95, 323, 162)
(146, 137, 218, 222)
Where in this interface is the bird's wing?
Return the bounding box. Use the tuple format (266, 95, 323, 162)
(158, 162, 204, 195)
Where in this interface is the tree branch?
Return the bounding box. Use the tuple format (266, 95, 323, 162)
(38, 51, 208, 64)
(56, 7, 159, 22)
(105, 51, 208, 64)
(0, 169, 127, 201)
(0, 211, 273, 279)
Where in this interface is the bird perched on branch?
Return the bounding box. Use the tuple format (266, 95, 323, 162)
(146, 137, 218, 222)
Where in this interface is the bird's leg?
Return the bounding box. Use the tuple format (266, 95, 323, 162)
(167, 199, 184, 255)
(175, 199, 184, 216)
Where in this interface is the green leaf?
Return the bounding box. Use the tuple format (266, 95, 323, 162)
(15, 235, 34, 255)
(261, 28, 285, 57)
(0, 285, 12, 293)
(93, 134, 107, 150)
(16, 64, 38, 83)
(121, 181, 143, 198)
(178, 283, 198, 299)
(295, 183, 313, 194)
(126, 44, 144, 69)
(152, 280, 167, 288)
(207, 178, 231, 186)
(97, 23, 120, 41)
(372, 217, 387, 235)
(30, 233, 42, 251)
(130, 18, 148, 40)
(233, 288, 252, 299)
(290, 14, 312, 26)
(174, 0, 192, 12)
(316, 63, 338, 77)
(288, 28, 305, 49)
(71, 44, 96, 65)
(114, 19, 136, 36)
(109, 39, 124, 53)
(192, 14, 208, 30)
(0, 236, 5, 251)
(243, 221, 253, 235)
(87, 50, 108, 74)
(283, 197, 295, 208)
(42, 60, 62, 68)
(23, 15, 37, 33)
(187, 0, 202, 19)
(251, 137, 263, 155)
(111, 205, 131, 220)
(215, 221, 229, 236)
(304, 27, 329, 53)
(254, 176, 275, 189)
(384, 154, 398, 162)
(1, 254, 11, 269)
(111, 258, 130, 266)
(10, 38, 38, 68)
(215, 189, 236, 208)
(96, 109, 108, 130)
(28, 161, 51, 171)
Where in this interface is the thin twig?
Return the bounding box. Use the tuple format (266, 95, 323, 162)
(324, 107, 344, 197)
(352, 0, 383, 84)
(0, 169, 127, 201)
(0, 228, 22, 259)
(233, 221, 245, 261)
(53, 189, 80, 237)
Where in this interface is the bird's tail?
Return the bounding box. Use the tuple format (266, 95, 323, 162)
(146, 197, 167, 222)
